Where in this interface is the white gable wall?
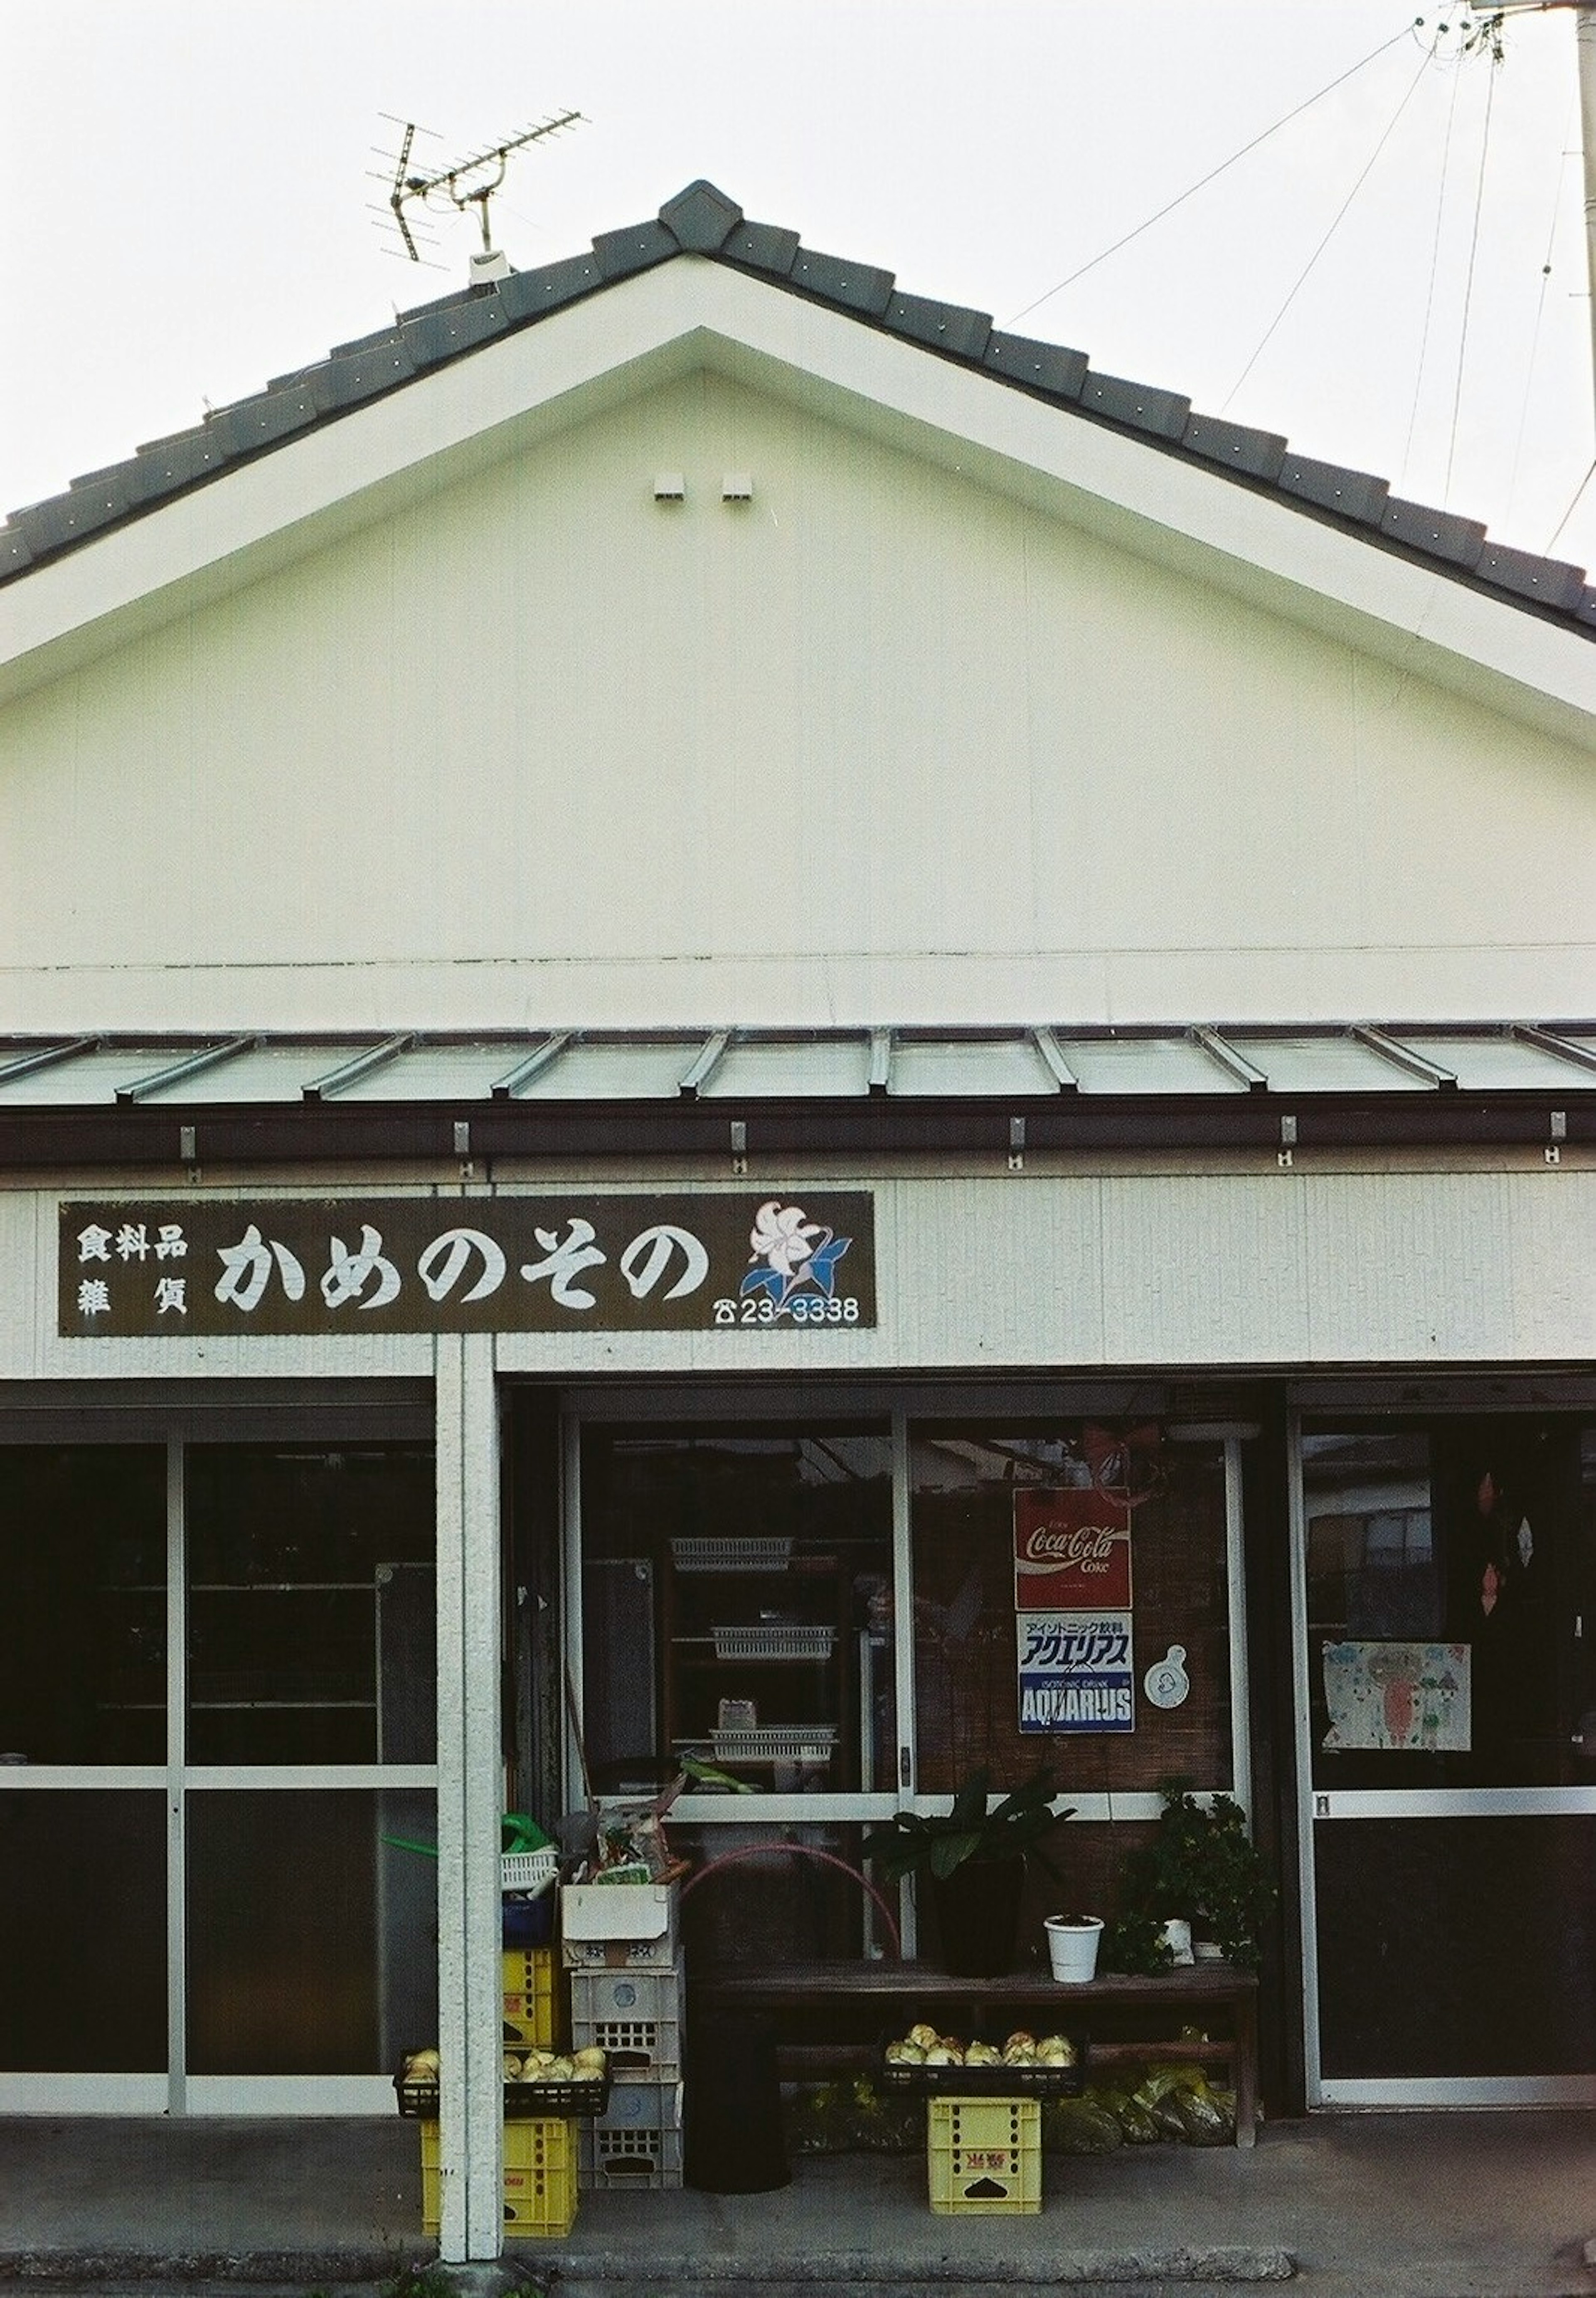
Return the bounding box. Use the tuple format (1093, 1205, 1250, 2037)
(2, 362, 1594, 1032)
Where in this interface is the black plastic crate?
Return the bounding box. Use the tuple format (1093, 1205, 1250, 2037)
(394, 2063, 612, 2120)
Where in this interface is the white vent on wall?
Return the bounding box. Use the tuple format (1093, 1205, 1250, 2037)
(722, 472, 753, 502)
(653, 472, 686, 501)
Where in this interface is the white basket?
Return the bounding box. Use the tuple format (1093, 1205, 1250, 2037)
(502, 1847, 559, 1896)
(709, 1727, 838, 1765)
(670, 1537, 792, 1574)
(712, 1624, 837, 1662)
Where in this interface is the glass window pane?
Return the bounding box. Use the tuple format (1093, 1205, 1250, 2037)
(0, 1447, 167, 1764)
(580, 1426, 895, 1795)
(910, 1424, 1233, 1795)
(184, 1446, 435, 1764)
(0, 1791, 166, 2069)
(674, 1822, 882, 1963)
(186, 1789, 437, 2075)
(1304, 1421, 1579, 1788)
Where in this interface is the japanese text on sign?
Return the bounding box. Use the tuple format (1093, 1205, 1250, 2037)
(1017, 1610, 1135, 1734)
(60, 1195, 876, 1336)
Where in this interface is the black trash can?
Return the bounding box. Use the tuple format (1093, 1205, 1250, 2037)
(684, 2011, 792, 2192)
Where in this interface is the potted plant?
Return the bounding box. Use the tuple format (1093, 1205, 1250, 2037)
(1103, 1778, 1273, 1973)
(862, 1765, 1074, 1976)
(1042, 1911, 1105, 1983)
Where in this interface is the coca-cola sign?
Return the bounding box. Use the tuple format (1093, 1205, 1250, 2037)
(1013, 1488, 1132, 1611)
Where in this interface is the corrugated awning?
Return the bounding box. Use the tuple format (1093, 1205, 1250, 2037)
(0, 1024, 1591, 1169)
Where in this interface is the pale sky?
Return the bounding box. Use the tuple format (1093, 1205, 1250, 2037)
(4, 2, 1594, 569)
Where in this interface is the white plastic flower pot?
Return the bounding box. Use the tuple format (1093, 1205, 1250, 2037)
(1043, 1914, 1104, 1983)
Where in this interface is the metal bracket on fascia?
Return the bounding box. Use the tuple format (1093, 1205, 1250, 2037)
(730, 1118, 748, 1176)
(1189, 1026, 1268, 1091)
(303, 1033, 416, 1101)
(1009, 1115, 1025, 1172)
(679, 1030, 730, 1099)
(1352, 1025, 1457, 1089)
(116, 1034, 257, 1103)
(868, 1029, 893, 1097)
(1278, 1113, 1297, 1170)
(1549, 1108, 1567, 1167)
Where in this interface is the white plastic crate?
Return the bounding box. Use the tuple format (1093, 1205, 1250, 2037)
(579, 2121, 685, 2191)
(712, 1624, 837, 1661)
(569, 1963, 681, 2022)
(670, 1537, 792, 1573)
(593, 2076, 683, 2133)
(571, 2011, 682, 2081)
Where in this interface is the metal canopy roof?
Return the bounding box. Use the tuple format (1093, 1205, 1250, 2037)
(0, 1024, 1592, 1169)
(2, 180, 1591, 638)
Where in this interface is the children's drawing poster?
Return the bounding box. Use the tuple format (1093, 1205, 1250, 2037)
(1321, 1640, 1470, 1753)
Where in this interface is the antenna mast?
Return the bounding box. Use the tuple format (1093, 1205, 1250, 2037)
(376, 110, 585, 269)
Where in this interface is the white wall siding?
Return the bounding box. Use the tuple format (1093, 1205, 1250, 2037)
(2, 370, 1594, 1033)
(5, 1168, 1592, 1384)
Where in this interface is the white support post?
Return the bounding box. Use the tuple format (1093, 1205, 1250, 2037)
(434, 1333, 503, 2264)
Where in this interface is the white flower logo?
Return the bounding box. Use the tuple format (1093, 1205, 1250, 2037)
(749, 1201, 822, 1279)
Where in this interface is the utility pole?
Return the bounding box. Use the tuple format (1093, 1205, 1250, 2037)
(1474, 2, 1596, 431)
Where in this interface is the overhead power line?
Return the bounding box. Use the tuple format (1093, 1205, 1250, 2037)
(1004, 20, 1421, 329)
(1220, 53, 1432, 414)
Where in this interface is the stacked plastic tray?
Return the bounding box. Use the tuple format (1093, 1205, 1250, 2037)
(927, 2096, 1042, 2215)
(571, 1954, 685, 2190)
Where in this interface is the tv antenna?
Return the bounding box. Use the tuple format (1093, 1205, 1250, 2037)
(372, 110, 585, 267)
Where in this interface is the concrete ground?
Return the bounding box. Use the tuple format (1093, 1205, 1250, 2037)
(0, 2110, 1594, 2298)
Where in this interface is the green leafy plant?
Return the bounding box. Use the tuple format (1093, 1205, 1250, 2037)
(862, 1764, 1073, 1884)
(1106, 1778, 1273, 1970)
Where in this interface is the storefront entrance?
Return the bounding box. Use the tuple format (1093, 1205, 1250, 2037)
(1296, 1416, 1596, 2106)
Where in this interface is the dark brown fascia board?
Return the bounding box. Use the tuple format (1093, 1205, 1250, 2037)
(0, 1088, 1589, 1172)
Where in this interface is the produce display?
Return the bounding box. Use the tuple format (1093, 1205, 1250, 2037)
(880, 2024, 1084, 2095)
(1045, 2062, 1238, 2149)
(393, 2044, 611, 2118)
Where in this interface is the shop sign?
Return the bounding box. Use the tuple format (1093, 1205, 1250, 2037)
(1017, 1610, 1135, 1734)
(1012, 1487, 1132, 1611)
(59, 1193, 876, 1337)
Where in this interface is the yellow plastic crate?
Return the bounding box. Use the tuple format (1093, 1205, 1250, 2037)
(419, 2116, 577, 2239)
(928, 2096, 1041, 2215)
(502, 1945, 558, 2046)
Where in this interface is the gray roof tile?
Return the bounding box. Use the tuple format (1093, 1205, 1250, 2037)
(790, 246, 895, 315)
(591, 218, 677, 278)
(1381, 497, 1486, 570)
(1278, 455, 1388, 525)
(884, 291, 992, 360)
(1181, 414, 1287, 481)
(1079, 369, 1190, 440)
(496, 250, 604, 322)
(2, 178, 1590, 642)
(984, 331, 1088, 400)
(721, 219, 801, 276)
(1477, 544, 1586, 613)
(659, 179, 744, 254)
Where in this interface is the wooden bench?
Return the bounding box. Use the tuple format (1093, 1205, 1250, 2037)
(693, 1959, 1259, 2147)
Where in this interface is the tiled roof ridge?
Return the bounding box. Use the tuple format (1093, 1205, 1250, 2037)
(2, 176, 1591, 637)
